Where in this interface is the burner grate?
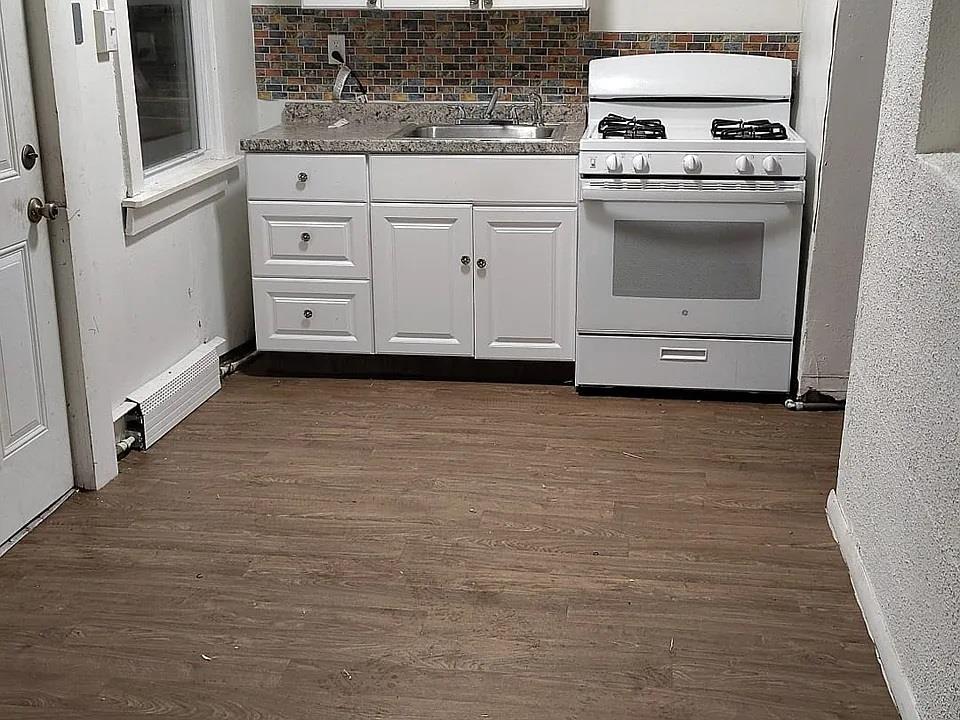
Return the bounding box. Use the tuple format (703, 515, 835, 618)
(712, 119, 788, 140)
(598, 114, 667, 140)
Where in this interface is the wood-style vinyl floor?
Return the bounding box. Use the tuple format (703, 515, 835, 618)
(0, 373, 897, 719)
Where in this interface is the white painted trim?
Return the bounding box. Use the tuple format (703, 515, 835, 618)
(122, 155, 240, 209)
(0, 489, 77, 559)
(122, 158, 239, 236)
(826, 491, 920, 720)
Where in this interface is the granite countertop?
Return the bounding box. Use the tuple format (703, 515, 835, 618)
(241, 102, 586, 156)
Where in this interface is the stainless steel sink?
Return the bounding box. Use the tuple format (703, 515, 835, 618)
(392, 124, 557, 141)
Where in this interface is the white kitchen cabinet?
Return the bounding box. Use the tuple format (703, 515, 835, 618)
(380, 0, 471, 7)
(301, 1, 380, 8)
(485, 0, 588, 8)
(372, 204, 475, 357)
(249, 201, 371, 280)
(253, 278, 375, 354)
(473, 207, 577, 361)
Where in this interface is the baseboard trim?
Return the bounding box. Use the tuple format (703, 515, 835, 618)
(826, 490, 918, 720)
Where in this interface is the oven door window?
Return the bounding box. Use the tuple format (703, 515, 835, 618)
(612, 220, 765, 300)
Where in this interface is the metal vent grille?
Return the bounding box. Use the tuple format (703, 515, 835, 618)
(127, 339, 223, 448)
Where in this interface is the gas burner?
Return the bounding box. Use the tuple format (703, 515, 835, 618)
(598, 114, 667, 140)
(712, 119, 788, 140)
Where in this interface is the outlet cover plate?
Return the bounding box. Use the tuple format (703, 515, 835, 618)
(328, 34, 346, 65)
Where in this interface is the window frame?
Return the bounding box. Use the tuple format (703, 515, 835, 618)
(115, 0, 226, 197)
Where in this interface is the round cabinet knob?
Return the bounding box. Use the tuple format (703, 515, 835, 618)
(461, 255, 471, 266)
(297, 172, 309, 183)
(606, 154, 623, 173)
(303, 309, 313, 319)
(735, 156, 754, 175)
(632, 155, 649, 173)
(301, 232, 311, 242)
(682, 155, 702, 174)
(762, 156, 781, 175)
(476, 258, 488, 270)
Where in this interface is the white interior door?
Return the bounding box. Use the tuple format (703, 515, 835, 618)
(0, 0, 74, 545)
(474, 207, 577, 361)
(372, 203, 474, 356)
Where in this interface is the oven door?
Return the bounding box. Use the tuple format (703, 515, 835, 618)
(578, 178, 805, 339)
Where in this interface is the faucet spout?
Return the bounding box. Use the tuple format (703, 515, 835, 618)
(484, 88, 506, 118)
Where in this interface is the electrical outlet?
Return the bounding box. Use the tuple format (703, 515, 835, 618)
(328, 35, 346, 65)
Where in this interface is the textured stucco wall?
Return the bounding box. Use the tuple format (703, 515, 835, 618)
(836, 0, 960, 716)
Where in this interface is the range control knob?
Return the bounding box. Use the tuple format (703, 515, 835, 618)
(632, 155, 650, 173)
(606, 154, 623, 173)
(735, 155, 754, 174)
(762, 156, 782, 175)
(682, 155, 703, 174)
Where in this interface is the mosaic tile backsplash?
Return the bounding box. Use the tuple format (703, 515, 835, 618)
(252, 7, 801, 104)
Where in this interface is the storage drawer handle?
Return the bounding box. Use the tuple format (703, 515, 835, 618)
(297, 172, 309, 183)
(303, 309, 313, 319)
(301, 232, 311, 242)
(660, 347, 708, 363)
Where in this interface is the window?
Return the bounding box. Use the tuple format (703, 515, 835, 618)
(128, 0, 201, 170)
(116, 0, 228, 199)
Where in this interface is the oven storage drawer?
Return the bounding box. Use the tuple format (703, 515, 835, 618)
(575, 335, 792, 392)
(246, 154, 368, 202)
(253, 278, 374, 354)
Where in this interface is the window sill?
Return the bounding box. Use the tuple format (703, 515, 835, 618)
(122, 156, 242, 237)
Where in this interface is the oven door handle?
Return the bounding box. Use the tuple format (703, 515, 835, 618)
(581, 179, 806, 204)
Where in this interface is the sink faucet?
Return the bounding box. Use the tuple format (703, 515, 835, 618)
(484, 88, 506, 119)
(527, 92, 545, 126)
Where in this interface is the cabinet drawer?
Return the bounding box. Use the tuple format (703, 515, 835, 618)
(370, 155, 578, 204)
(249, 202, 371, 279)
(576, 335, 792, 392)
(246, 154, 368, 202)
(254, 278, 373, 354)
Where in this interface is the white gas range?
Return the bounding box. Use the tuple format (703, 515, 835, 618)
(575, 53, 808, 394)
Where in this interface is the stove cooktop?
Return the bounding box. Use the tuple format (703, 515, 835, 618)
(598, 114, 667, 140)
(711, 119, 788, 140)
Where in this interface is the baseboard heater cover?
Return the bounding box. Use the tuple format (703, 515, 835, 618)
(126, 337, 225, 449)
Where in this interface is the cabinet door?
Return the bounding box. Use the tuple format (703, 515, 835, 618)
(372, 204, 474, 356)
(473, 207, 577, 361)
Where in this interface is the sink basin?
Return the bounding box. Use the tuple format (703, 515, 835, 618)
(392, 124, 557, 141)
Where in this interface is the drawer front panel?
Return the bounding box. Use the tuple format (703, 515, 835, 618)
(254, 278, 373, 354)
(576, 335, 792, 392)
(369, 155, 578, 204)
(246, 154, 368, 202)
(249, 202, 371, 279)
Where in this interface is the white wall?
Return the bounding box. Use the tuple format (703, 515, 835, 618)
(834, 0, 960, 715)
(590, 0, 803, 32)
(28, 0, 257, 489)
(793, 0, 892, 400)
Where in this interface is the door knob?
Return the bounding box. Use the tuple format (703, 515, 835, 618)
(27, 198, 60, 224)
